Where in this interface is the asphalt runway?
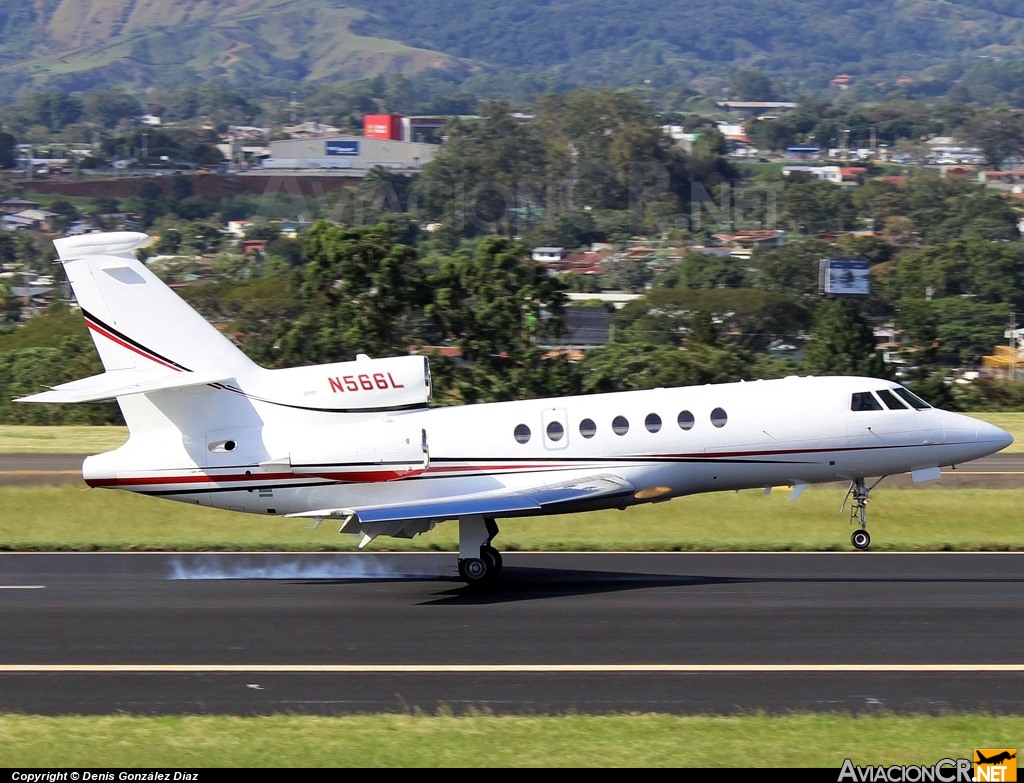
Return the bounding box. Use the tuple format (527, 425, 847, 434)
(0, 551, 1022, 716)
(0, 453, 1020, 716)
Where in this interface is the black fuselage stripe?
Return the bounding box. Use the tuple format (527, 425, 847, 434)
(83, 308, 192, 371)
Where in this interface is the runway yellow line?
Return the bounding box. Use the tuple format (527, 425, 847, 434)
(0, 664, 1022, 673)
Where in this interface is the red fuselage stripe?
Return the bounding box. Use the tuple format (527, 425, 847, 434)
(87, 321, 183, 372)
(82, 442, 921, 490)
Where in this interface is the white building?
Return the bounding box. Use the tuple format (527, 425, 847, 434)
(260, 136, 438, 175)
(783, 165, 843, 183)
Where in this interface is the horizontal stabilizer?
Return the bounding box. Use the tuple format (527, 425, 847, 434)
(15, 369, 232, 404)
(286, 473, 635, 525)
(53, 231, 153, 260)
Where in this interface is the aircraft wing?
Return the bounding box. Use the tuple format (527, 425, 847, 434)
(286, 473, 636, 542)
(15, 369, 233, 404)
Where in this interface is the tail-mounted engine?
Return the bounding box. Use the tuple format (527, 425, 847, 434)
(259, 354, 431, 412)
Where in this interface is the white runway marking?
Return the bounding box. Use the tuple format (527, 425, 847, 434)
(0, 585, 45, 589)
(0, 663, 1021, 673)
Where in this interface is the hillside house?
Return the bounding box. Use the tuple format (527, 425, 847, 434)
(532, 247, 567, 265)
(0, 198, 39, 214)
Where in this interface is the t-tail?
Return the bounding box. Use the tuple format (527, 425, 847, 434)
(15, 232, 264, 471)
(19, 232, 257, 404)
(16, 231, 432, 483)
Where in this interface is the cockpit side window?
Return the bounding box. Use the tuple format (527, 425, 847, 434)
(875, 389, 908, 409)
(893, 387, 931, 409)
(851, 391, 883, 411)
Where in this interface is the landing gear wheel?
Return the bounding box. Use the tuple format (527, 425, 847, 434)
(457, 516, 502, 585)
(844, 477, 882, 551)
(458, 557, 489, 583)
(481, 545, 503, 576)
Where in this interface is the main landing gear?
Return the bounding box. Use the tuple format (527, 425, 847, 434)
(843, 477, 884, 550)
(457, 515, 502, 585)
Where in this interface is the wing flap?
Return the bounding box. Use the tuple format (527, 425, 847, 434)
(15, 369, 233, 404)
(285, 473, 636, 525)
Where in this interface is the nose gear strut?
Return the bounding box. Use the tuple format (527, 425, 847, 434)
(842, 477, 885, 550)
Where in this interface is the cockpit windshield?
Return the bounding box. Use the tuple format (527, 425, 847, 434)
(850, 386, 932, 412)
(893, 386, 931, 409)
(851, 391, 883, 411)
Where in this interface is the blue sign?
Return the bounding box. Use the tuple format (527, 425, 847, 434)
(820, 257, 870, 296)
(325, 140, 359, 156)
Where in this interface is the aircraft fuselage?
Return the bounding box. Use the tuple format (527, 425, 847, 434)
(81, 374, 1010, 520)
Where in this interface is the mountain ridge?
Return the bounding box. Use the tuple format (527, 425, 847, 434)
(0, 1, 473, 93)
(1, 1, 1023, 97)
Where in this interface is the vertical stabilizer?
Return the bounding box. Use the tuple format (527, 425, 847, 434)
(26, 232, 265, 447)
(53, 232, 257, 378)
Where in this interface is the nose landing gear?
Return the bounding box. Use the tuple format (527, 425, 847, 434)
(843, 477, 884, 551)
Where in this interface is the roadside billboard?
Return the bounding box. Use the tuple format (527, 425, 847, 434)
(819, 257, 870, 296)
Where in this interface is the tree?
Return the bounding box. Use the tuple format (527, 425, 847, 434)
(751, 238, 833, 297)
(0, 280, 20, 323)
(896, 238, 1024, 311)
(136, 180, 166, 228)
(833, 234, 896, 265)
(90, 197, 120, 216)
(687, 309, 718, 346)
(27, 92, 83, 132)
(599, 257, 654, 293)
(802, 299, 887, 377)
(746, 116, 798, 153)
(678, 251, 748, 289)
(881, 215, 918, 248)
(779, 178, 856, 234)
(852, 179, 909, 230)
(271, 221, 427, 366)
(536, 88, 697, 222)
(578, 341, 751, 392)
(0, 335, 117, 425)
(927, 298, 1011, 365)
(729, 69, 775, 101)
(961, 109, 1023, 170)
(413, 101, 548, 241)
(189, 143, 226, 167)
(47, 199, 79, 233)
(81, 89, 143, 128)
(427, 236, 571, 401)
(0, 131, 16, 169)
(0, 234, 17, 265)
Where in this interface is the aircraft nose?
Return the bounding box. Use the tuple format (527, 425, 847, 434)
(940, 413, 1013, 461)
(976, 419, 1013, 453)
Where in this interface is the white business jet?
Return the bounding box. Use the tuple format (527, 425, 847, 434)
(18, 232, 1014, 583)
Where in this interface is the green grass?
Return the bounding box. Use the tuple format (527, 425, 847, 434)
(1, 484, 1023, 552)
(0, 425, 127, 454)
(0, 713, 1019, 767)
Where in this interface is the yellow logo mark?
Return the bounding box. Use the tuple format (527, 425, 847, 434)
(974, 749, 1017, 782)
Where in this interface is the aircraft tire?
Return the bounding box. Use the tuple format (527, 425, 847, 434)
(458, 557, 489, 583)
(481, 545, 503, 576)
(851, 529, 871, 550)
